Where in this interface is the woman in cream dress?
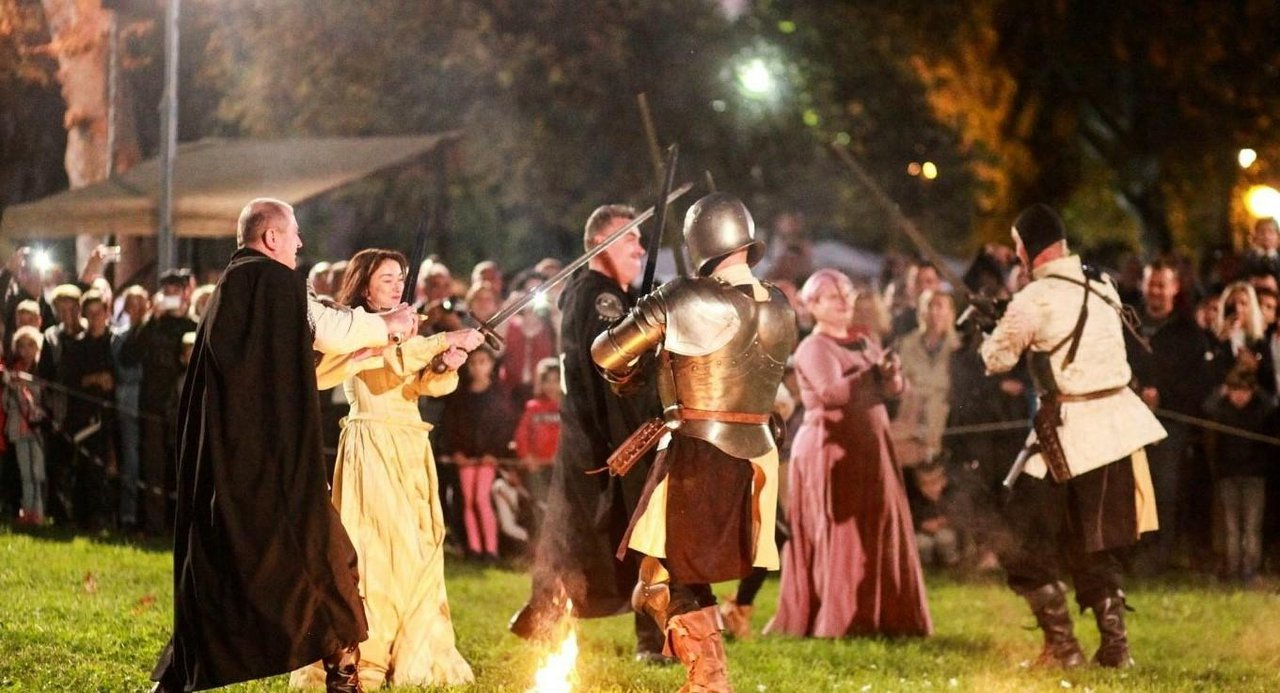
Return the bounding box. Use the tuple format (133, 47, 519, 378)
(293, 248, 483, 689)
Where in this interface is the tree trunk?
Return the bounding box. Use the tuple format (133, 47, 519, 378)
(39, 0, 142, 278)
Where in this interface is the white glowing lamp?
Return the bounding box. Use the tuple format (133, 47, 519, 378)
(738, 58, 776, 97)
(1244, 185, 1280, 219)
(1239, 148, 1258, 169)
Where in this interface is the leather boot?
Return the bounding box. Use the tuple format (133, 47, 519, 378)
(322, 644, 363, 693)
(1090, 592, 1133, 668)
(717, 597, 753, 640)
(510, 580, 569, 642)
(1023, 582, 1085, 668)
(667, 606, 732, 693)
(509, 600, 565, 642)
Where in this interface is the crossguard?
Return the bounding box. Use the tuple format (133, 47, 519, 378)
(476, 319, 505, 351)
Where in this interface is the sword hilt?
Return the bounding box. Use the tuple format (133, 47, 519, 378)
(476, 318, 505, 351)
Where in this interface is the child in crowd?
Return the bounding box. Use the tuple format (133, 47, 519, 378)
(512, 357, 561, 508)
(4, 327, 46, 525)
(1203, 367, 1276, 586)
(439, 345, 515, 563)
(907, 461, 961, 568)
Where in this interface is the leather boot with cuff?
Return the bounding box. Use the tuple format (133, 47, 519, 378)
(667, 605, 732, 693)
(1090, 591, 1133, 668)
(1023, 581, 1086, 668)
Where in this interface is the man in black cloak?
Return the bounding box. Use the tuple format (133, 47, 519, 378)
(508, 203, 667, 660)
(150, 198, 417, 693)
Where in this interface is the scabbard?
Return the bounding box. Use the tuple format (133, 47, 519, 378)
(1033, 397, 1073, 483)
(589, 417, 668, 477)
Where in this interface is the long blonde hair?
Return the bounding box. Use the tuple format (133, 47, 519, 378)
(1217, 281, 1266, 342)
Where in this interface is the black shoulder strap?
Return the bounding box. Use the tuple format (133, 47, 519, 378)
(1043, 274, 1151, 365)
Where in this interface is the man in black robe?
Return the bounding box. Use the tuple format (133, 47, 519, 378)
(150, 198, 416, 693)
(509, 203, 667, 659)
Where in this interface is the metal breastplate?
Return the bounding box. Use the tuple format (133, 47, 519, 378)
(657, 281, 797, 459)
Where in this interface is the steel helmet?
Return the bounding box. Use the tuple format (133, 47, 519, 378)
(683, 192, 764, 275)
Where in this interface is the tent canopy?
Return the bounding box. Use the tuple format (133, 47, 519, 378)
(1, 133, 457, 241)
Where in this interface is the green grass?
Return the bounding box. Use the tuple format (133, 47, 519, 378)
(3, 525, 1280, 691)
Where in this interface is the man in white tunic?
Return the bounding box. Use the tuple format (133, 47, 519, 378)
(980, 204, 1165, 670)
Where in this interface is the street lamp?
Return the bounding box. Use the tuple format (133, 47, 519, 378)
(1244, 184, 1280, 219)
(737, 58, 776, 99)
(157, 0, 181, 277)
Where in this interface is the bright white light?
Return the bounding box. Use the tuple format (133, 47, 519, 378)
(1239, 148, 1258, 169)
(1245, 185, 1280, 218)
(921, 161, 939, 180)
(532, 291, 549, 310)
(32, 249, 53, 274)
(738, 58, 776, 97)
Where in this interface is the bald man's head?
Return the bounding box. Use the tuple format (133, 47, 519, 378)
(237, 198, 295, 248)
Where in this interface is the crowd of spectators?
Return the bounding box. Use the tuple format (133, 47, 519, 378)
(4, 214, 1279, 588)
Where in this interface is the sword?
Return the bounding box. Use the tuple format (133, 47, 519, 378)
(829, 143, 1006, 327)
(471, 181, 695, 350)
(830, 144, 969, 292)
(640, 143, 679, 295)
(401, 197, 435, 307)
(395, 197, 455, 373)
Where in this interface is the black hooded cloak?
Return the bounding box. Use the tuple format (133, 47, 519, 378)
(152, 248, 367, 690)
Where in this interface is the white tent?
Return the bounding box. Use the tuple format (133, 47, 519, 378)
(1, 133, 458, 241)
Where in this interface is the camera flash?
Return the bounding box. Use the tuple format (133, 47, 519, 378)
(32, 250, 53, 273)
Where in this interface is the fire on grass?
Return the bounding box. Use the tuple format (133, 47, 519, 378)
(527, 598, 579, 693)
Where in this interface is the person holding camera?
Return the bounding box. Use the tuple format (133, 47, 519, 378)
(2, 248, 56, 343)
(118, 269, 196, 537)
(1209, 281, 1273, 397)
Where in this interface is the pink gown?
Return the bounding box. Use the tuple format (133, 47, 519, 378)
(767, 332, 933, 637)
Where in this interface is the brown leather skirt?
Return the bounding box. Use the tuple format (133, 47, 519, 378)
(619, 435, 756, 584)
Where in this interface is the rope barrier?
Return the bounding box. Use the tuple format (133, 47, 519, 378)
(4, 369, 167, 425)
(938, 408, 1280, 447)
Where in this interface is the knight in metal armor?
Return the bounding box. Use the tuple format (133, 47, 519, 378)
(979, 204, 1166, 669)
(592, 192, 798, 692)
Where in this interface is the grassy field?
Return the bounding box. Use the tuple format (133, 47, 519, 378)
(3, 525, 1280, 692)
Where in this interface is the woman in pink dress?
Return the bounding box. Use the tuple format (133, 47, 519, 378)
(766, 269, 932, 637)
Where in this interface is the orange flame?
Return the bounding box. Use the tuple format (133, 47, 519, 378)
(527, 598, 579, 693)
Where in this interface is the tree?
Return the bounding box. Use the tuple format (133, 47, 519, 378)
(1, 0, 67, 220)
(185, 0, 973, 271)
(35, 0, 140, 186)
(871, 0, 1280, 256)
(740, 0, 979, 255)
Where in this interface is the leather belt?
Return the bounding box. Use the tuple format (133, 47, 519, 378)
(1054, 385, 1128, 403)
(679, 407, 770, 425)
